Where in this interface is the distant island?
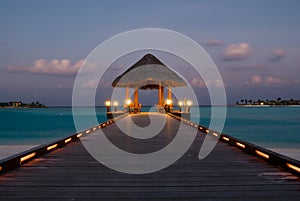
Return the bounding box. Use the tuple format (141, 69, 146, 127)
(0, 101, 47, 108)
(236, 97, 300, 106)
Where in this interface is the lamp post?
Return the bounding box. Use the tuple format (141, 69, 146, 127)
(125, 99, 132, 113)
(165, 99, 172, 112)
(113, 101, 119, 112)
(105, 100, 111, 113)
(178, 101, 183, 112)
(186, 100, 192, 113)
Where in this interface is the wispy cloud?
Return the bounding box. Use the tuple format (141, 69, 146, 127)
(222, 42, 251, 61)
(270, 48, 286, 62)
(190, 77, 226, 88)
(204, 39, 224, 46)
(7, 59, 84, 76)
(246, 75, 284, 85)
(224, 63, 266, 72)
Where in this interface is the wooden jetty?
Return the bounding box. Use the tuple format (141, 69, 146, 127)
(0, 113, 300, 200)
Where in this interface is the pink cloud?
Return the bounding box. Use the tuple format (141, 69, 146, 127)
(246, 75, 284, 85)
(271, 48, 286, 62)
(265, 76, 284, 84)
(7, 59, 84, 75)
(246, 75, 263, 85)
(205, 39, 223, 46)
(190, 78, 207, 88)
(222, 42, 251, 61)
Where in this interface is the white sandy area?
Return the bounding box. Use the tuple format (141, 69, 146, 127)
(0, 145, 38, 160)
(269, 148, 300, 161)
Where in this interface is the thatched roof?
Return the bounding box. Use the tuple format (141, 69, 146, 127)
(112, 54, 187, 90)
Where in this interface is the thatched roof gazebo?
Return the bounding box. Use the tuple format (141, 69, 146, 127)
(112, 53, 187, 112)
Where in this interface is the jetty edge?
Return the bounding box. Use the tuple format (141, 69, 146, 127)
(0, 112, 299, 177)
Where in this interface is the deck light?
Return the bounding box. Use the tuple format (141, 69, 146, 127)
(20, 152, 36, 164)
(236, 142, 246, 149)
(0, 166, 2, 172)
(64, 138, 72, 144)
(286, 163, 300, 173)
(86, 129, 91, 134)
(255, 150, 269, 159)
(47, 144, 58, 151)
(213, 132, 219, 137)
(222, 136, 230, 142)
(77, 133, 83, 138)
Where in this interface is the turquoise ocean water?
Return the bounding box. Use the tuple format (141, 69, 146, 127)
(0, 106, 299, 159)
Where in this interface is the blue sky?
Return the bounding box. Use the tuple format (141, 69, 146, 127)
(0, 0, 299, 105)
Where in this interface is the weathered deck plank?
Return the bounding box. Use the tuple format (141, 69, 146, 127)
(0, 113, 299, 200)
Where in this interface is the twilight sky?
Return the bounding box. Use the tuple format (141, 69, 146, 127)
(0, 0, 299, 105)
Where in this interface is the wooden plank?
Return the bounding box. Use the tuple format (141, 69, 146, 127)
(0, 113, 299, 200)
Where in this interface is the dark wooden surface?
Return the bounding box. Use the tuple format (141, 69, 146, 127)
(0, 113, 300, 200)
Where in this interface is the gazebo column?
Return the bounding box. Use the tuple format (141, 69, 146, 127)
(168, 88, 172, 107)
(134, 87, 139, 108)
(125, 86, 129, 100)
(160, 86, 164, 106)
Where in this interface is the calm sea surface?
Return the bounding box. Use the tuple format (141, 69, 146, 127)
(0, 106, 299, 159)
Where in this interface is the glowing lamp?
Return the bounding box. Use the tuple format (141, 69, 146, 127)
(178, 101, 183, 106)
(166, 99, 172, 105)
(113, 101, 119, 106)
(186, 100, 192, 106)
(126, 99, 132, 105)
(105, 101, 111, 106)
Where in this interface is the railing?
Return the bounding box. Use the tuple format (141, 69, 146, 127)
(168, 112, 300, 177)
(0, 113, 127, 175)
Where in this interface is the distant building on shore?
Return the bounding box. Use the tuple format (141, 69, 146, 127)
(0, 101, 46, 108)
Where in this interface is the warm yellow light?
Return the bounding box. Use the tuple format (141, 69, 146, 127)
(47, 144, 58, 151)
(166, 99, 172, 105)
(86, 129, 91, 134)
(105, 100, 111, 106)
(206, 129, 209, 133)
(236, 142, 246, 149)
(65, 138, 72, 143)
(0, 166, 2, 172)
(186, 100, 192, 106)
(260, 102, 264, 105)
(93, 127, 97, 131)
(286, 163, 300, 173)
(255, 150, 269, 159)
(194, 124, 198, 128)
(213, 132, 219, 137)
(126, 99, 132, 105)
(178, 101, 183, 106)
(20, 152, 36, 163)
(113, 101, 119, 106)
(222, 137, 230, 142)
(77, 133, 83, 138)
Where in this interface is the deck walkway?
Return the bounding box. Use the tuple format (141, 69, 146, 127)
(0, 113, 300, 200)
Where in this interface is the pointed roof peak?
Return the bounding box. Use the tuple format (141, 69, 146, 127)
(131, 53, 165, 68)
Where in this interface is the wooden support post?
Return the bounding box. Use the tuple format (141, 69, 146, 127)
(134, 88, 139, 108)
(161, 86, 164, 106)
(125, 86, 129, 100)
